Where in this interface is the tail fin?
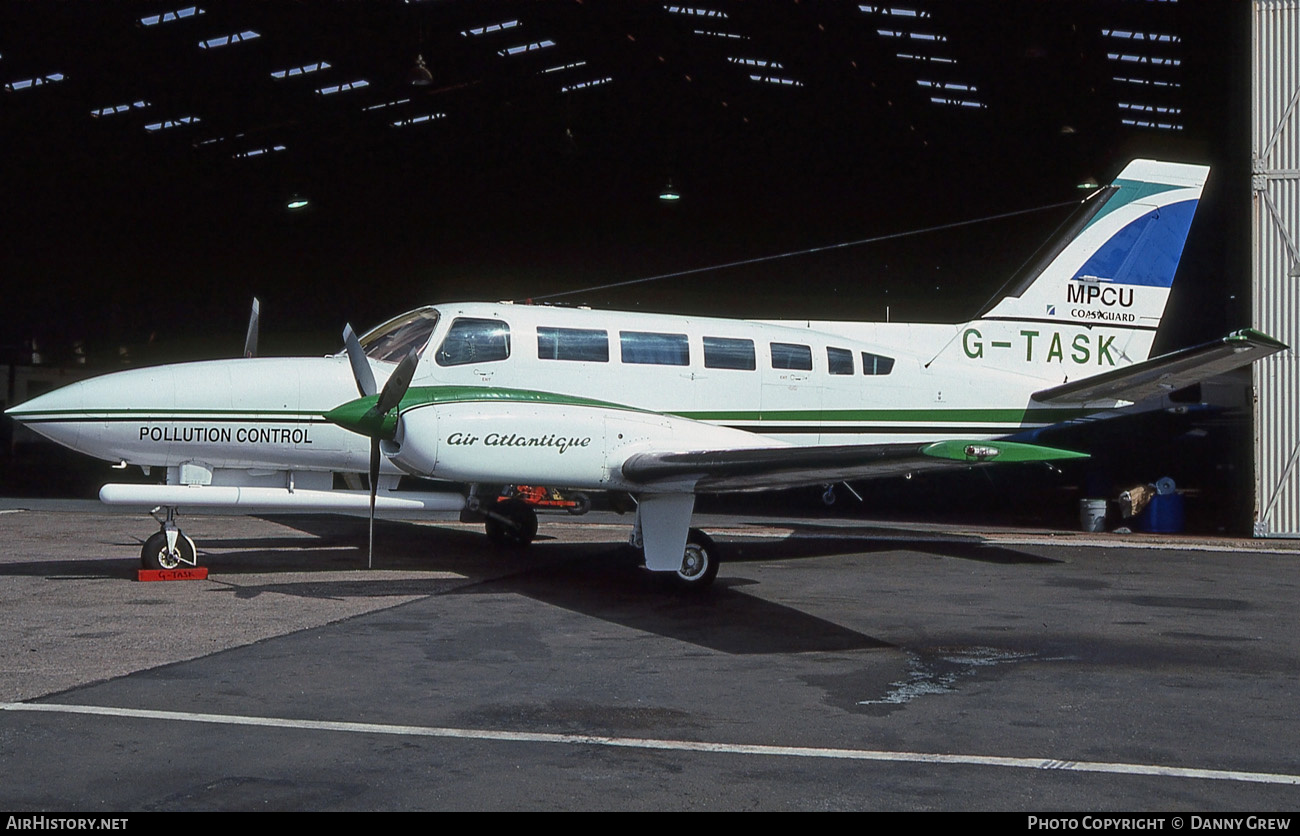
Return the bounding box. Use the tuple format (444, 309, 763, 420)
(982, 159, 1207, 342)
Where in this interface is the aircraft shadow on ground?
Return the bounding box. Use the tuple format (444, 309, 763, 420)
(226, 520, 894, 654)
(0, 516, 1052, 655)
(721, 520, 1061, 566)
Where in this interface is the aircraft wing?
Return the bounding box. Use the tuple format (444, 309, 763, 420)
(621, 438, 1089, 492)
(1031, 329, 1286, 406)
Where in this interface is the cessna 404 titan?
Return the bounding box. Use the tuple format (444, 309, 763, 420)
(6, 160, 1285, 587)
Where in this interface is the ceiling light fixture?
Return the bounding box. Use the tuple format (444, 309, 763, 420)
(409, 54, 433, 86)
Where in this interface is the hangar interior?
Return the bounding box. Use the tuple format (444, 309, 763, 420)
(1, 1, 1294, 534)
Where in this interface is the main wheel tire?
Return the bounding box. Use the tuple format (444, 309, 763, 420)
(674, 528, 720, 589)
(566, 492, 591, 516)
(140, 530, 196, 571)
(485, 499, 538, 548)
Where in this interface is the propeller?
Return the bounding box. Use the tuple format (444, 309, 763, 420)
(338, 324, 420, 568)
(342, 323, 377, 398)
(243, 297, 260, 358)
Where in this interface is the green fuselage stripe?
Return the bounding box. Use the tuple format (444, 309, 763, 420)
(16, 387, 1094, 432)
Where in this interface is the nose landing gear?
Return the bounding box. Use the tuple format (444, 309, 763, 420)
(140, 507, 198, 571)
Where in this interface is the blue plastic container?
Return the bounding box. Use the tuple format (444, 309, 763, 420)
(1137, 492, 1185, 533)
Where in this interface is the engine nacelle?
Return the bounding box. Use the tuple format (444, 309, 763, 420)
(387, 400, 773, 490)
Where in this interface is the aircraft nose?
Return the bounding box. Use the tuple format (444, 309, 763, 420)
(6, 366, 178, 459)
(6, 381, 83, 421)
(5, 376, 89, 449)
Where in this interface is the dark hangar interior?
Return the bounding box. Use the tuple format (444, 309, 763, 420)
(0, 1, 1255, 527)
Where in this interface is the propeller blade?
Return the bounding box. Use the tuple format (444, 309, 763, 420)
(337, 339, 418, 570)
(343, 323, 377, 398)
(368, 437, 380, 569)
(376, 347, 419, 415)
(243, 297, 260, 358)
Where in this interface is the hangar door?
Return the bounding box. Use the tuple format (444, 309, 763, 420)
(1253, 1, 1300, 536)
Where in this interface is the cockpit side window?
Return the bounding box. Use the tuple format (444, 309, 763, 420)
(436, 318, 511, 366)
(359, 308, 441, 362)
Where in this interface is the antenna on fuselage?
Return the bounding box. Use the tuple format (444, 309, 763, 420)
(529, 200, 1078, 304)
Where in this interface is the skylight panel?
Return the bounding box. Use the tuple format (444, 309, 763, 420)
(1118, 102, 1182, 115)
(728, 57, 784, 69)
(363, 98, 411, 111)
(877, 29, 947, 42)
(271, 61, 331, 79)
(461, 20, 520, 37)
(917, 80, 977, 92)
(390, 112, 446, 127)
(499, 40, 556, 56)
(1103, 29, 1180, 44)
(540, 60, 588, 74)
(1107, 53, 1181, 67)
(91, 100, 150, 117)
(896, 53, 957, 64)
(139, 7, 204, 26)
(665, 5, 728, 17)
(691, 30, 748, 40)
(5, 72, 65, 91)
(199, 31, 260, 49)
(859, 5, 930, 17)
(748, 74, 803, 87)
(192, 131, 245, 147)
(316, 80, 369, 95)
(1113, 75, 1180, 88)
(929, 96, 985, 109)
(233, 144, 286, 159)
(560, 77, 612, 92)
(144, 116, 200, 131)
(1121, 118, 1182, 131)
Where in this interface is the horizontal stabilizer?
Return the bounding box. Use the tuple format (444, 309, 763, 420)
(622, 438, 1088, 492)
(1032, 329, 1287, 405)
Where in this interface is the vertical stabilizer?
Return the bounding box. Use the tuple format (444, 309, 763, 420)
(982, 159, 1207, 336)
(958, 160, 1207, 378)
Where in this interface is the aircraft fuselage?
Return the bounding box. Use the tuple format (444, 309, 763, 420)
(9, 302, 1121, 492)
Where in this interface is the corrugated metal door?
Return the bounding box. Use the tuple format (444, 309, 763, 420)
(1252, 1, 1300, 535)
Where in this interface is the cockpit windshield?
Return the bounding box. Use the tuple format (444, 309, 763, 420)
(355, 307, 441, 362)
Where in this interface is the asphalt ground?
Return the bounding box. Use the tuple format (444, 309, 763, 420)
(1, 501, 1299, 812)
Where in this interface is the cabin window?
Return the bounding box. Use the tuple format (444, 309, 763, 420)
(770, 342, 812, 371)
(862, 352, 895, 375)
(537, 327, 609, 362)
(435, 317, 511, 366)
(703, 337, 755, 370)
(827, 347, 854, 375)
(620, 331, 690, 366)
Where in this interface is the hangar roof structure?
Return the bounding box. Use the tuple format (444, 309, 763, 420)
(2, 1, 1244, 362)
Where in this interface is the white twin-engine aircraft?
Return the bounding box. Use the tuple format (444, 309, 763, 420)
(6, 160, 1285, 587)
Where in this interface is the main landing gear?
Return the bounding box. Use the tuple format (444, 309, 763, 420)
(674, 528, 720, 589)
(140, 507, 198, 571)
(628, 524, 721, 590)
(483, 498, 539, 548)
(472, 488, 720, 589)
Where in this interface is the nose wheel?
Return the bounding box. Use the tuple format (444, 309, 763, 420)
(140, 507, 199, 571)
